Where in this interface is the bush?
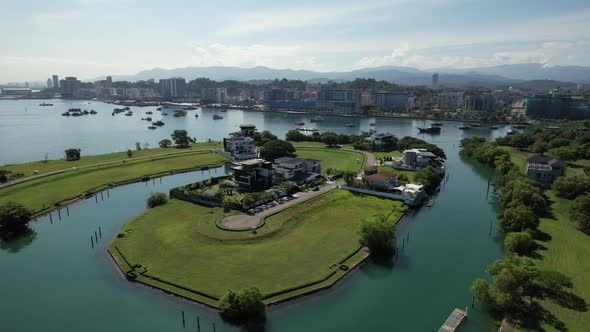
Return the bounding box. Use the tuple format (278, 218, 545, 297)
(571, 194, 590, 234)
(0, 201, 32, 240)
(498, 204, 539, 233)
(552, 175, 590, 199)
(504, 231, 533, 255)
(219, 287, 266, 323)
(146, 192, 168, 208)
(359, 214, 396, 256)
(64, 148, 81, 161)
(159, 139, 172, 148)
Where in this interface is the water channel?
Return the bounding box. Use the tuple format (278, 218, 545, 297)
(0, 99, 508, 331)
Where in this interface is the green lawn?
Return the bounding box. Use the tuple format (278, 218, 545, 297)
(0, 141, 223, 177)
(110, 190, 405, 304)
(0, 152, 228, 213)
(295, 148, 365, 174)
(289, 141, 354, 149)
(374, 151, 403, 161)
(519, 191, 590, 332)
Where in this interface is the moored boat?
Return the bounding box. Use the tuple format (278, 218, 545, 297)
(152, 120, 165, 126)
(458, 125, 471, 130)
(344, 123, 355, 127)
(310, 116, 323, 122)
(418, 126, 441, 134)
(213, 114, 223, 120)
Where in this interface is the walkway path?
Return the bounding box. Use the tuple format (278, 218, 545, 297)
(0, 149, 214, 189)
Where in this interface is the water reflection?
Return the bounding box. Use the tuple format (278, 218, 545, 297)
(0, 227, 37, 254)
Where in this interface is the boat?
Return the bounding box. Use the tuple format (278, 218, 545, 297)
(152, 120, 165, 126)
(513, 124, 526, 129)
(162, 112, 169, 116)
(61, 112, 70, 116)
(145, 111, 153, 115)
(39, 103, 53, 106)
(458, 125, 471, 130)
(83, 110, 89, 115)
(470, 123, 481, 127)
(220, 109, 227, 112)
(295, 122, 305, 126)
(426, 199, 434, 207)
(113, 108, 125, 114)
(173, 111, 187, 117)
(156, 107, 162, 111)
(213, 114, 224, 120)
(344, 123, 355, 127)
(194, 114, 199, 118)
(125, 111, 133, 116)
(141, 117, 152, 121)
(369, 122, 376, 126)
(418, 126, 442, 134)
(89, 110, 97, 115)
(507, 129, 516, 135)
(310, 116, 323, 122)
(490, 125, 499, 129)
(148, 126, 157, 130)
(431, 122, 443, 126)
(185, 106, 197, 110)
(124, 107, 130, 110)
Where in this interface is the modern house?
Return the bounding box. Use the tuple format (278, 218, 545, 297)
(525, 155, 566, 187)
(366, 132, 396, 146)
(239, 124, 257, 137)
(223, 136, 257, 160)
(362, 171, 397, 191)
(231, 159, 274, 191)
(403, 149, 438, 168)
(274, 157, 322, 185)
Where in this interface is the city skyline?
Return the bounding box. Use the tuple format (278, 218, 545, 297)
(2, 0, 590, 82)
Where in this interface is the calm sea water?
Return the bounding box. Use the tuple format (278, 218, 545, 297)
(0, 99, 508, 331)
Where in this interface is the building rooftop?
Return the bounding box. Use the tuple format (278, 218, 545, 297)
(240, 159, 263, 166)
(240, 124, 256, 128)
(364, 171, 396, 181)
(526, 155, 566, 168)
(275, 157, 320, 164)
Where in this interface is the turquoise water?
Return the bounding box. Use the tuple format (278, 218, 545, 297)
(0, 100, 507, 331)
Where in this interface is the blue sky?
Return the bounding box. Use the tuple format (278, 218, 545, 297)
(2, 0, 590, 82)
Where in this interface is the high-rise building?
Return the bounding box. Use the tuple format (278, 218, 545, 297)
(46, 78, 53, 89)
(375, 91, 410, 112)
(60, 77, 82, 98)
(216, 88, 227, 103)
(106, 76, 113, 88)
(159, 78, 186, 100)
(463, 92, 496, 113)
(436, 92, 463, 111)
(52, 75, 59, 89)
(432, 73, 439, 87)
(525, 95, 590, 120)
(316, 89, 361, 113)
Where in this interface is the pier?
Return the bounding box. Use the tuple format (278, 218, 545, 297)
(438, 308, 467, 332)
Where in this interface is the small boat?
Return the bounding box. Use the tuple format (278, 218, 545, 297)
(458, 125, 471, 130)
(507, 129, 516, 135)
(513, 124, 526, 129)
(141, 117, 152, 121)
(418, 126, 441, 134)
(125, 111, 133, 116)
(295, 122, 305, 126)
(83, 110, 89, 115)
(173, 111, 187, 117)
(61, 112, 70, 116)
(124, 107, 130, 110)
(470, 123, 481, 127)
(113, 108, 125, 114)
(369, 122, 376, 126)
(195, 114, 199, 118)
(490, 125, 499, 129)
(145, 111, 153, 115)
(185, 106, 197, 110)
(148, 126, 157, 130)
(344, 123, 355, 127)
(213, 114, 224, 120)
(310, 116, 323, 122)
(426, 199, 434, 207)
(431, 122, 443, 126)
(162, 112, 168, 116)
(89, 110, 97, 115)
(156, 107, 162, 111)
(152, 120, 165, 126)
(39, 103, 53, 106)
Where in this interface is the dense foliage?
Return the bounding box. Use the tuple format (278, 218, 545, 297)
(359, 214, 396, 256)
(158, 139, 172, 148)
(64, 148, 81, 161)
(219, 287, 266, 322)
(397, 137, 446, 159)
(414, 166, 442, 194)
(259, 140, 295, 161)
(552, 175, 590, 199)
(171, 130, 195, 148)
(146, 192, 168, 208)
(0, 201, 32, 240)
(571, 194, 590, 233)
(504, 231, 534, 255)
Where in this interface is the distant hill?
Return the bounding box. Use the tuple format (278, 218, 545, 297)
(90, 63, 590, 90)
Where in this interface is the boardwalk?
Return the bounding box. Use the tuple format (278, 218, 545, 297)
(438, 308, 467, 332)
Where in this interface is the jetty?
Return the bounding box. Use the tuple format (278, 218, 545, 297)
(438, 308, 467, 332)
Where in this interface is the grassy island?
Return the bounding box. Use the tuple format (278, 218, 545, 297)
(108, 190, 406, 306)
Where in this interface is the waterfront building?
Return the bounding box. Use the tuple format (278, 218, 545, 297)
(159, 78, 187, 100)
(60, 77, 81, 98)
(525, 95, 590, 120)
(274, 157, 322, 185)
(216, 87, 227, 103)
(463, 92, 496, 113)
(1, 88, 32, 96)
(201, 87, 227, 103)
(316, 88, 361, 113)
(360, 91, 376, 107)
(363, 171, 397, 191)
(432, 73, 439, 87)
(52, 75, 59, 89)
(262, 88, 301, 101)
(525, 155, 566, 187)
(232, 159, 274, 191)
(375, 91, 410, 112)
(46, 78, 53, 89)
(239, 124, 256, 137)
(367, 132, 396, 146)
(436, 92, 463, 111)
(125, 88, 141, 99)
(223, 136, 257, 160)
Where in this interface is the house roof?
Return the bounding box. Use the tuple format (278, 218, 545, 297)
(240, 124, 256, 128)
(364, 171, 395, 181)
(240, 159, 262, 166)
(526, 155, 565, 167)
(275, 157, 320, 164)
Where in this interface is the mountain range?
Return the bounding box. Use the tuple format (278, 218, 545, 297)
(97, 63, 590, 90)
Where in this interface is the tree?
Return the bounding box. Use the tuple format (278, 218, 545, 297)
(504, 231, 533, 255)
(259, 140, 295, 161)
(530, 141, 549, 155)
(0, 171, 8, 183)
(321, 133, 339, 147)
(171, 130, 195, 148)
(571, 194, 590, 233)
(135, 142, 142, 151)
(146, 192, 168, 208)
(498, 204, 539, 233)
(219, 287, 266, 322)
(415, 166, 442, 194)
(359, 214, 396, 256)
(396, 174, 409, 185)
(126, 149, 133, 158)
(552, 175, 590, 199)
(0, 201, 32, 240)
(159, 139, 172, 148)
(501, 178, 546, 215)
(285, 129, 306, 142)
(342, 171, 357, 186)
(64, 148, 81, 161)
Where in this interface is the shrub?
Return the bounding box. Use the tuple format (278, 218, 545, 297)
(571, 194, 590, 234)
(219, 287, 266, 323)
(146, 192, 168, 208)
(504, 231, 533, 255)
(552, 175, 590, 199)
(359, 214, 396, 256)
(498, 204, 539, 233)
(0, 201, 33, 240)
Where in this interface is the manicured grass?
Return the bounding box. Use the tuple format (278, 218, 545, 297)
(0, 141, 223, 177)
(110, 190, 405, 303)
(374, 151, 403, 161)
(295, 148, 365, 174)
(520, 191, 590, 332)
(0, 152, 228, 213)
(289, 141, 354, 149)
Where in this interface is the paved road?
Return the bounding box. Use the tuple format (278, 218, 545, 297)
(0, 149, 215, 189)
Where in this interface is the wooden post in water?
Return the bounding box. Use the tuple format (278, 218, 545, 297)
(101, 191, 104, 201)
(182, 311, 185, 328)
(402, 238, 405, 251)
(58, 209, 61, 220)
(160, 177, 162, 183)
(49, 213, 53, 223)
(107, 188, 110, 198)
(472, 295, 475, 308)
(407, 232, 409, 242)
(95, 195, 98, 203)
(66, 206, 70, 216)
(91, 236, 94, 248)
(99, 226, 102, 239)
(197, 316, 200, 332)
(94, 231, 98, 243)
(212, 322, 215, 332)
(489, 219, 492, 238)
